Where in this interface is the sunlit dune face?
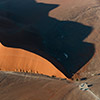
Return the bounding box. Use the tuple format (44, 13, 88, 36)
(0, 0, 99, 80)
(0, 43, 67, 79)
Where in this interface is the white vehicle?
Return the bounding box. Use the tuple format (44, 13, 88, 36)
(79, 83, 89, 91)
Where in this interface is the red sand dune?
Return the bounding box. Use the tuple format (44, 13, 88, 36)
(0, 0, 100, 80)
(0, 0, 100, 100)
(0, 43, 67, 79)
(39, 0, 100, 79)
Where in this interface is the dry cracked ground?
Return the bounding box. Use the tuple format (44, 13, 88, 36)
(0, 0, 100, 100)
(0, 71, 100, 100)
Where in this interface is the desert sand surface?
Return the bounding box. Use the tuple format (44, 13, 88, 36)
(0, 0, 100, 100)
(0, 0, 100, 99)
(0, 43, 67, 79)
(0, 0, 99, 79)
(0, 71, 100, 100)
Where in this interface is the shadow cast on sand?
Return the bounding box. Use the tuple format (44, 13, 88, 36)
(0, 0, 95, 78)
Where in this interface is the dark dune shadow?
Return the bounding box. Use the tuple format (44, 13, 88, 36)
(0, 0, 95, 78)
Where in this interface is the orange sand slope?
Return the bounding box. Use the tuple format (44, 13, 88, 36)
(0, 0, 95, 79)
(0, 0, 100, 79)
(0, 43, 67, 79)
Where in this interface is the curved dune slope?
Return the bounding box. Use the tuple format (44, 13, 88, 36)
(0, 0, 95, 79)
(37, 0, 100, 79)
(0, 43, 67, 79)
(0, 0, 100, 79)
